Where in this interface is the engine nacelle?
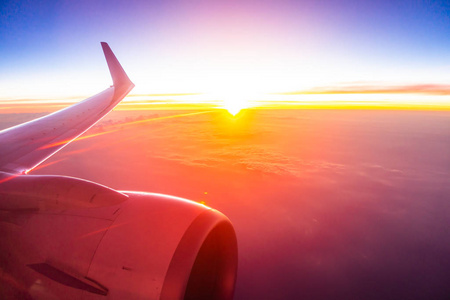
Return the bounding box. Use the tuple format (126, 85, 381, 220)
(0, 175, 237, 300)
(88, 192, 238, 300)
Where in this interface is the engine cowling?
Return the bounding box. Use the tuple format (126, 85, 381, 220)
(87, 192, 238, 300)
(0, 174, 237, 299)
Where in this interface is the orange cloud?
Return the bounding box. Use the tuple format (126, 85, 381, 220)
(277, 83, 450, 96)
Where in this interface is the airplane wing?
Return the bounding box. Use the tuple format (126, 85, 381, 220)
(0, 43, 238, 300)
(0, 42, 134, 175)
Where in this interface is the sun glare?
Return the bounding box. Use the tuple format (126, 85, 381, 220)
(223, 99, 247, 115)
(220, 90, 255, 115)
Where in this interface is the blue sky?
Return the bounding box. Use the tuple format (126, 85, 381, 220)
(1, 0, 450, 102)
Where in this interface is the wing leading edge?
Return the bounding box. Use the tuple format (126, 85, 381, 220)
(0, 42, 134, 175)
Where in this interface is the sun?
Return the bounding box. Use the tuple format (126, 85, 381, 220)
(221, 93, 252, 116)
(223, 99, 247, 115)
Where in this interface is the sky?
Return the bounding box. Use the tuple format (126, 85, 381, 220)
(1, 0, 450, 109)
(1, 2, 450, 298)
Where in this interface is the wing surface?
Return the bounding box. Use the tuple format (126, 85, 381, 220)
(0, 42, 134, 175)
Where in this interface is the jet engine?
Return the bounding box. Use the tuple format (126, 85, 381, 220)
(0, 173, 238, 299)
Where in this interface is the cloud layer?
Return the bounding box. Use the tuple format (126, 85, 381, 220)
(13, 108, 450, 300)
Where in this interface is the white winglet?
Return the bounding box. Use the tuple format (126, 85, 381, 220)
(101, 42, 133, 89)
(0, 43, 135, 174)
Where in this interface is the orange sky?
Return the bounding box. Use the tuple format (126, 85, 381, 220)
(1, 91, 450, 115)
